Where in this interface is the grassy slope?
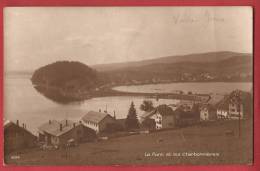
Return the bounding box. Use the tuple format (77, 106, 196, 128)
(5, 119, 253, 166)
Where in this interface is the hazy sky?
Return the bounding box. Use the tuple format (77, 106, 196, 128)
(4, 7, 252, 71)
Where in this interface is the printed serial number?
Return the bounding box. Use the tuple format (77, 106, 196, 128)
(10, 155, 20, 159)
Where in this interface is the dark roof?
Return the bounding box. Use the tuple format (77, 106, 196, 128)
(141, 105, 175, 119)
(216, 97, 229, 110)
(229, 90, 251, 104)
(179, 100, 194, 106)
(175, 108, 198, 119)
(168, 104, 177, 107)
(208, 94, 224, 106)
(215, 90, 252, 110)
(38, 119, 81, 137)
(140, 110, 156, 119)
(156, 105, 175, 116)
(4, 119, 13, 129)
(201, 103, 216, 111)
(4, 120, 36, 137)
(82, 111, 113, 124)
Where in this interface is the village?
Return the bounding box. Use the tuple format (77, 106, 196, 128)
(4, 89, 252, 165)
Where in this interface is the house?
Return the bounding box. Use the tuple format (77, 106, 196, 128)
(200, 104, 217, 121)
(140, 110, 156, 123)
(199, 94, 212, 103)
(4, 120, 37, 153)
(168, 104, 178, 111)
(227, 89, 250, 119)
(215, 90, 252, 120)
(174, 104, 200, 127)
(177, 99, 196, 112)
(141, 105, 176, 130)
(217, 103, 229, 119)
(38, 119, 96, 147)
(81, 111, 116, 133)
(229, 102, 243, 119)
(199, 96, 220, 121)
(140, 109, 157, 130)
(216, 97, 229, 119)
(199, 93, 226, 121)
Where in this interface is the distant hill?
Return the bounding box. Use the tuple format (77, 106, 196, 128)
(93, 51, 251, 72)
(98, 52, 252, 84)
(29, 51, 252, 103)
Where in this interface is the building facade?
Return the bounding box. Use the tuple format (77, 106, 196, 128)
(4, 120, 37, 153)
(229, 103, 243, 119)
(217, 108, 229, 119)
(216, 100, 229, 119)
(141, 105, 176, 130)
(200, 105, 217, 121)
(38, 119, 96, 147)
(215, 90, 250, 120)
(81, 111, 116, 133)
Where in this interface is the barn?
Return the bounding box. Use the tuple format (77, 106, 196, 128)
(38, 119, 96, 147)
(4, 120, 37, 153)
(81, 111, 116, 133)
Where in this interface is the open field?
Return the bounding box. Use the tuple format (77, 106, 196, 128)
(5, 119, 253, 166)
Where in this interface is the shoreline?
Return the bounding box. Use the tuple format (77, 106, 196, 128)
(31, 80, 252, 104)
(33, 83, 211, 104)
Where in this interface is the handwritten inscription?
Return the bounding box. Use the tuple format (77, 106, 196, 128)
(172, 10, 225, 24)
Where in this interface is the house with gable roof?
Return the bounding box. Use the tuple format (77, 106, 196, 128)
(38, 119, 96, 146)
(216, 96, 229, 119)
(4, 119, 37, 153)
(215, 90, 252, 120)
(141, 105, 176, 130)
(81, 111, 116, 133)
(199, 95, 222, 121)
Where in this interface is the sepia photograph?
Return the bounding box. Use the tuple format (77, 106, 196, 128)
(3, 7, 253, 165)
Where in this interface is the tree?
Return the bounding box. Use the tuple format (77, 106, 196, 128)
(125, 102, 139, 130)
(140, 100, 154, 112)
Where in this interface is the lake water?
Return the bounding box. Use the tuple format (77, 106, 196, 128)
(4, 75, 252, 135)
(4, 75, 178, 134)
(113, 82, 252, 94)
